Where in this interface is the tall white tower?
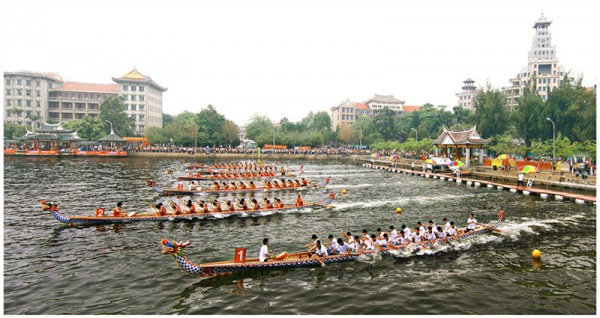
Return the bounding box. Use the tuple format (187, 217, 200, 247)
(502, 13, 567, 107)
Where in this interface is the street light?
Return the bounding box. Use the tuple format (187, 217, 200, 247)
(106, 120, 114, 134)
(411, 128, 418, 141)
(358, 126, 363, 148)
(546, 117, 555, 163)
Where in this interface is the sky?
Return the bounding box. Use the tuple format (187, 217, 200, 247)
(1, 0, 598, 127)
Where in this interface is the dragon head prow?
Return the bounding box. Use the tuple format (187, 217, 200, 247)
(161, 239, 190, 256)
(40, 200, 60, 211)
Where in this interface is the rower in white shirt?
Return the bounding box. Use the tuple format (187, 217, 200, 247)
(388, 225, 398, 241)
(442, 218, 451, 232)
(447, 221, 458, 238)
(336, 238, 352, 254)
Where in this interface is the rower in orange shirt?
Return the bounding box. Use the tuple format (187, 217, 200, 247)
(294, 194, 304, 207)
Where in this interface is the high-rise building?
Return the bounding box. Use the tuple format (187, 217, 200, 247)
(4, 71, 64, 128)
(455, 78, 477, 111)
(502, 13, 567, 108)
(112, 68, 167, 134)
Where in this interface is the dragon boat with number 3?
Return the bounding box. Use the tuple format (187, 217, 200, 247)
(39, 194, 335, 225)
(147, 178, 330, 196)
(161, 210, 505, 278)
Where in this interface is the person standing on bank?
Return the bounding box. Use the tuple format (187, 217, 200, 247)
(517, 172, 525, 189)
(259, 238, 273, 262)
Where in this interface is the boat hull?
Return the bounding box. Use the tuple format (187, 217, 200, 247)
(150, 179, 328, 196)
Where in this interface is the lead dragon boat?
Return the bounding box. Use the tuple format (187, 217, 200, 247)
(40, 194, 335, 225)
(162, 210, 505, 278)
(147, 178, 330, 196)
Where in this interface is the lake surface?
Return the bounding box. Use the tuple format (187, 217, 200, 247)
(3, 156, 596, 314)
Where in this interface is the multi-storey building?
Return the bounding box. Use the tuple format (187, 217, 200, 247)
(365, 93, 405, 115)
(112, 68, 167, 134)
(455, 78, 477, 111)
(4, 68, 166, 135)
(330, 94, 418, 130)
(48, 82, 119, 122)
(4, 71, 64, 128)
(501, 13, 567, 107)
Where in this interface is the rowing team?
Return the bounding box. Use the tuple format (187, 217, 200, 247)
(207, 178, 311, 191)
(279, 215, 483, 265)
(148, 194, 306, 215)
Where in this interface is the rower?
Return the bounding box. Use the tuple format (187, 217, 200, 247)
(259, 238, 274, 262)
(272, 180, 280, 189)
(293, 179, 301, 187)
(221, 182, 229, 190)
(229, 182, 237, 190)
(274, 197, 284, 208)
(251, 198, 261, 210)
(336, 238, 352, 254)
(212, 182, 220, 190)
(309, 240, 328, 266)
(153, 202, 168, 216)
(265, 199, 273, 209)
(169, 201, 183, 215)
(113, 202, 125, 217)
(238, 181, 247, 189)
(286, 179, 295, 187)
(442, 218, 451, 232)
(210, 199, 223, 212)
(238, 198, 249, 211)
(226, 200, 236, 212)
(466, 214, 478, 233)
(263, 181, 272, 189)
(186, 200, 196, 214)
(294, 194, 304, 207)
(301, 178, 308, 186)
(447, 221, 458, 238)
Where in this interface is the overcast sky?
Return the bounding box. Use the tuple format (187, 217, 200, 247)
(2, 0, 597, 126)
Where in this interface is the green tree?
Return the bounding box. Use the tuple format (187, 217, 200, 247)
(62, 115, 106, 140)
(3, 123, 27, 139)
(196, 105, 227, 146)
(372, 107, 397, 141)
(98, 96, 135, 136)
(512, 86, 544, 146)
(472, 84, 509, 138)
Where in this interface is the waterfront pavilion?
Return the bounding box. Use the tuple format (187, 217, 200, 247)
(430, 125, 489, 168)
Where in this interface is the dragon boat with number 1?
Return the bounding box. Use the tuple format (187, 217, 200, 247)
(40, 194, 335, 225)
(161, 210, 505, 278)
(147, 178, 330, 196)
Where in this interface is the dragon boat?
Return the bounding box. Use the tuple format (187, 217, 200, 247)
(39, 194, 335, 225)
(177, 172, 300, 181)
(147, 178, 330, 196)
(161, 210, 505, 278)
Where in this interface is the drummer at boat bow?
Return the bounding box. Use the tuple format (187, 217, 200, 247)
(113, 202, 125, 217)
(259, 238, 274, 262)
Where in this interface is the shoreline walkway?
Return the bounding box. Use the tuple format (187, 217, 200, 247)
(364, 163, 596, 205)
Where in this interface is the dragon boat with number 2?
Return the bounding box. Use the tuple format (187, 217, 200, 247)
(40, 194, 335, 225)
(147, 178, 330, 196)
(161, 210, 505, 278)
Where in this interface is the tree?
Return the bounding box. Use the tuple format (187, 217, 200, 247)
(63, 115, 106, 140)
(222, 120, 241, 147)
(3, 123, 27, 139)
(472, 84, 509, 138)
(196, 105, 227, 146)
(98, 96, 135, 136)
(372, 107, 397, 141)
(512, 86, 544, 146)
(336, 124, 355, 145)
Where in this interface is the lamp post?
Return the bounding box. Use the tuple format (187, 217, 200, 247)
(411, 128, 418, 141)
(272, 125, 275, 150)
(546, 117, 555, 163)
(106, 120, 114, 134)
(193, 122, 198, 149)
(358, 126, 363, 148)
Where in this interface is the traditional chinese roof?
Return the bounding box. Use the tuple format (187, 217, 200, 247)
(112, 68, 168, 92)
(366, 93, 405, 105)
(4, 70, 64, 83)
(533, 12, 552, 28)
(97, 133, 125, 142)
(51, 82, 119, 93)
(36, 122, 73, 134)
(402, 105, 421, 113)
(430, 125, 489, 146)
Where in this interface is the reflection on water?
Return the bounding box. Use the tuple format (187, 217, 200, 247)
(3, 157, 596, 315)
